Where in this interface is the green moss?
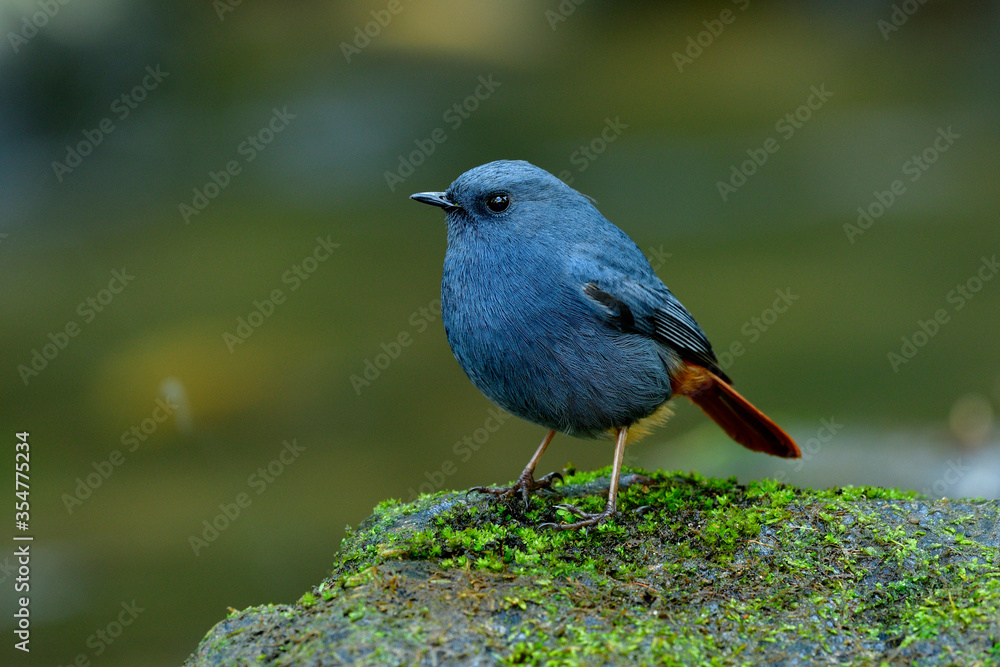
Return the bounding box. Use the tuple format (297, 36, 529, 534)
(185, 469, 1000, 667)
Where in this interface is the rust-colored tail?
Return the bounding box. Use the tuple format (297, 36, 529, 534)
(672, 364, 800, 458)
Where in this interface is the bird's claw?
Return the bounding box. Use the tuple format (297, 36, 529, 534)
(469, 470, 564, 508)
(553, 502, 590, 518)
(540, 502, 618, 530)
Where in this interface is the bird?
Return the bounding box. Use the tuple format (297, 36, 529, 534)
(411, 160, 800, 530)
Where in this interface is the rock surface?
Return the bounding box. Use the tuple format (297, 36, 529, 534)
(184, 469, 1000, 666)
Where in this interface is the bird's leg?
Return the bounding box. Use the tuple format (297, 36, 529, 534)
(470, 430, 562, 507)
(543, 426, 628, 530)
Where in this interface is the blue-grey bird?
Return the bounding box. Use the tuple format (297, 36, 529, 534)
(411, 160, 799, 529)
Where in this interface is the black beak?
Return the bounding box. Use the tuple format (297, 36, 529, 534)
(410, 191, 460, 212)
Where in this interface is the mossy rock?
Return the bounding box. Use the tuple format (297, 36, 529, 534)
(184, 469, 1000, 666)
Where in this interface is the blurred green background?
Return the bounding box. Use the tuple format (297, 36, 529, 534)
(2, 0, 999, 664)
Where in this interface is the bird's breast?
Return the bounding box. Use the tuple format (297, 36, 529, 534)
(440, 248, 673, 437)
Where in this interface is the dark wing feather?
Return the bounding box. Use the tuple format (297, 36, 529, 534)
(582, 281, 731, 384)
(582, 283, 635, 329)
(650, 301, 730, 383)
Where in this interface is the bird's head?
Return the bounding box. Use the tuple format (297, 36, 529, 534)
(410, 160, 595, 236)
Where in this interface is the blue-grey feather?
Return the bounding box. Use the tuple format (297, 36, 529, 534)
(437, 160, 722, 438)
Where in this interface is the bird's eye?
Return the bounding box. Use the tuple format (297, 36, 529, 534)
(485, 193, 509, 213)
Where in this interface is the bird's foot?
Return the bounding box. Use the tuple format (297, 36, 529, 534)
(540, 502, 617, 531)
(469, 471, 563, 508)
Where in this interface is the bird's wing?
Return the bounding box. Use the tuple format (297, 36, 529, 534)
(579, 274, 730, 383)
